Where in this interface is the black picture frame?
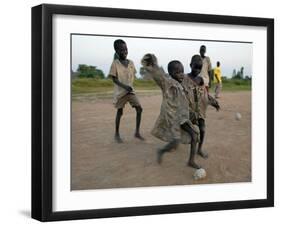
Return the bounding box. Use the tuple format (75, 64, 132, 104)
(31, 3, 274, 222)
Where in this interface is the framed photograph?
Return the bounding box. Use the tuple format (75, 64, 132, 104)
(32, 4, 274, 222)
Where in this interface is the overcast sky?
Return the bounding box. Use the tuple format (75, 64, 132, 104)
(71, 34, 253, 78)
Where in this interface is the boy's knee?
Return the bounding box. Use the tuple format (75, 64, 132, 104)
(117, 108, 123, 116)
(190, 131, 198, 142)
(135, 106, 143, 114)
(198, 119, 205, 131)
(200, 125, 205, 133)
(172, 138, 180, 146)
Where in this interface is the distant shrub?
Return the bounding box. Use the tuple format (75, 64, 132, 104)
(77, 64, 105, 79)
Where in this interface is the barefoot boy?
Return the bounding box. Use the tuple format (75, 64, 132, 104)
(108, 39, 144, 143)
(141, 54, 201, 169)
(213, 61, 223, 98)
(183, 55, 220, 158)
(199, 45, 212, 92)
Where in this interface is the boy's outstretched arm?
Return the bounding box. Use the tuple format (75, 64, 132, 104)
(111, 76, 133, 92)
(141, 54, 166, 88)
(208, 94, 220, 111)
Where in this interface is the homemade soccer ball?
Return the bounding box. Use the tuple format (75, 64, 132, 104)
(193, 168, 207, 180)
(235, 112, 242, 120)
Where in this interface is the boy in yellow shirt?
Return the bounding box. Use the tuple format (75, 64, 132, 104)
(213, 61, 222, 98)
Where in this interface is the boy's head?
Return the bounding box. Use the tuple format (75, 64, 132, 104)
(190, 54, 203, 77)
(199, 45, 206, 57)
(114, 39, 128, 60)
(217, 61, 220, 67)
(168, 60, 184, 83)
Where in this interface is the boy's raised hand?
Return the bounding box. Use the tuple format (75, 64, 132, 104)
(141, 54, 158, 68)
(141, 54, 166, 85)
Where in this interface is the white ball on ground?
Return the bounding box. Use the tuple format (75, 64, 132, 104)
(235, 112, 242, 120)
(193, 168, 207, 180)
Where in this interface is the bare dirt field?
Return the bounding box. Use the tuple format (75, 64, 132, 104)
(71, 91, 251, 190)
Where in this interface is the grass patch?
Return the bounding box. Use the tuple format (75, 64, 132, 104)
(72, 78, 113, 94)
(220, 79, 251, 91)
(72, 78, 159, 94)
(72, 78, 251, 94)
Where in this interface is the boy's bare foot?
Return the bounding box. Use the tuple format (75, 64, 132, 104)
(187, 161, 201, 169)
(135, 133, 145, 141)
(115, 134, 123, 143)
(198, 150, 208, 159)
(157, 149, 164, 164)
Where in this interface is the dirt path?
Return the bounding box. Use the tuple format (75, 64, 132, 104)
(71, 91, 251, 190)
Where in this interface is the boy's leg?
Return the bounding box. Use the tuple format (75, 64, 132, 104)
(215, 84, 218, 98)
(180, 123, 201, 169)
(115, 108, 123, 143)
(157, 139, 179, 164)
(134, 106, 144, 140)
(215, 84, 220, 98)
(114, 94, 129, 143)
(197, 118, 208, 158)
(128, 94, 145, 140)
(218, 83, 222, 97)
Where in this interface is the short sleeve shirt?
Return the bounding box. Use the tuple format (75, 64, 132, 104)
(108, 59, 137, 103)
(213, 66, 222, 83)
(199, 56, 212, 86)
(182, 75, 209, 120)
(147, 68, 191, 142)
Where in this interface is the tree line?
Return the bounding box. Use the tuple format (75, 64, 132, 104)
(73, 64, 251, 81)
(231, 67, 251, 80)
(72, 64, 105, 79)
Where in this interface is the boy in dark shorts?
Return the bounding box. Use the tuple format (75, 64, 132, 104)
(108, 39, 144, 143)
(141, 54, 201, 169)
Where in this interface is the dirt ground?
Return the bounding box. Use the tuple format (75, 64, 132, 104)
(71, 91, 251, 190)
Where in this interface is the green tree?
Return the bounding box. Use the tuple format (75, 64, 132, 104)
(240, 67, 244, 79)
(221, 76, 228, 81)
(245, 75, 252, 80)
(232, 69, 237, 78)
(77, 64, 105, 79)
(232, 67, 244, 80)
